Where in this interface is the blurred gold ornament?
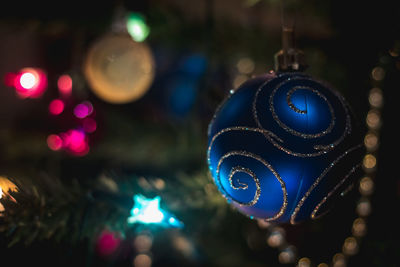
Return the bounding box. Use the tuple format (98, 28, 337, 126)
(84, 34, 155, 104)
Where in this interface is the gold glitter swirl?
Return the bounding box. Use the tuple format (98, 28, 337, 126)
(311, 164, 362, 220)
(252, 74, 352, 157)
(216, 150, 288, 221)
(228, 166, 261, 206)
(275, 85, 335, 138)
(290, 145, 363, 224)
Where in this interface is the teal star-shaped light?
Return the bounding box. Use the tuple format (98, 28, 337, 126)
(127, 194, 183, 228)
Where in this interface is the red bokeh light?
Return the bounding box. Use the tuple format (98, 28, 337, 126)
(47, 134, 63, 151)
(96, 229, 122, 257)
(49, 99, 65, 115)
(83, 118, 97, 133)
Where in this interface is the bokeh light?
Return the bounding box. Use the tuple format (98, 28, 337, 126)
(363, 154, 377, 169)
(47, 134, 63, 151)
(49, 99, 65, 115)
(61, 129, 89, 156)
(236, 57, 255, 74)
(371, 66, 385, 81)
(133, 254, 152, 267)
(57, 74, 73, 96)
(74, 101, 93, 119)
(368, 88, 383, 108)
(134, 234, 153, 253)
(96, 229, 122, 257)
(342, 237, 358, 255)
(82, 117, 97, 133)
(366, 110, 381, 129)
(126, 13, 150, 42)
(364, 132, 379, 151)
(352, 218, 367, 237)
(13, 68, 47, 98)
(359, 176, 374, 196)
(298, 257, 311, 267)
(356, 198, 371, 216)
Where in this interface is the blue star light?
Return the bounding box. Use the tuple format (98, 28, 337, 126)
(127, 194, 183, 228)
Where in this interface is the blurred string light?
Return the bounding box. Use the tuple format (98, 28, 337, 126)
(127, 194, 183, 228)
(252, 48, 390, 267)
(126, 12, 150, 42)
(4, 67, 47, 98)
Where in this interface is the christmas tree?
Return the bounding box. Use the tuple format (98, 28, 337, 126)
(1, 0, 399, 266)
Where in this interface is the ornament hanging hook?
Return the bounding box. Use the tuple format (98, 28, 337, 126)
(274, 0, 306, 72)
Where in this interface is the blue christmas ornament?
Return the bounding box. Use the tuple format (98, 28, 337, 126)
(207, 72, 363, 224)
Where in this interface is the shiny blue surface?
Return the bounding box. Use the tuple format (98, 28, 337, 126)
(207, 72, 363, 224)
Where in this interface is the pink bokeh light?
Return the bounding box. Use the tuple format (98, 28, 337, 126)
(49, 99, 65, 115)
(74, 101, 93, 119)
(61, 129, 89, 156)
(13, 68, 47, 98)
(57, 74, 72, 96)
(96, 229, 122, 257)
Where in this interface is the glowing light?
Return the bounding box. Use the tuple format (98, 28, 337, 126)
(356, 198, 371, 216)
(237, 57, 255, 74)
(369, 88, 383, 108)
(267, 228, 284, 247)
(343, 237, 358, 255)
(366, 110, 381, 129)
(57, 74, 73, 96)
(352, 218, 367, 237)
(74, 101, 93, 119)
(126, 13, 150, 42)
(61, 129, 89, 156)
(278, 246, 296, 264)
(82, 118, 97, 133)
(49, 99, 65, 115)
(127, 194, 183, 228)
(363, 154, 376, 169)
(332, 253, 346, 267)
(364, 133, 378, 151)
(134, 234, 153, 253)
(47, 134, 63, 151)
(96, 229, 122, 257)
(359, 176, 374, 196)
(133, 254, 152, 267)
(298, 257, 311, 267)
(371, 66, 385, 81)
(20, 72, 36, 89)
(14, 68, 47, 98)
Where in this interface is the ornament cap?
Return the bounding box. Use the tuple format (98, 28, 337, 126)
(274, 27, 307, 72)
